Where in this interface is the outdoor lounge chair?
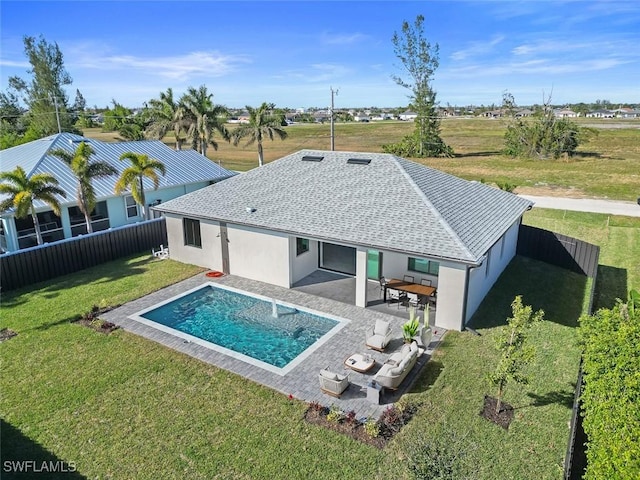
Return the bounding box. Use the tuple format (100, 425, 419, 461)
(366, 319, 393, 351)
(374, 341, 419, 390)
(319, 368, 349, 397)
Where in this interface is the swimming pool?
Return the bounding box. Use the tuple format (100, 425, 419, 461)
(130, 283, 348, 374)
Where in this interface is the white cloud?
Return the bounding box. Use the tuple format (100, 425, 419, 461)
(320, 32, 369, 45)
(0, 59, 30, 68)
(451, 35, 505, 61)
(71, 49, 250, 81)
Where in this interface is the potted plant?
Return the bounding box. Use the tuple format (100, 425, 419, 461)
(402, 307, 420, 343)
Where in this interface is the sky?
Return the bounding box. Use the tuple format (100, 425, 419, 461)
(1, 0, 638, 110)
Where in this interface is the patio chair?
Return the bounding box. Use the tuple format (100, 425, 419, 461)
(319, 368, 349, 398)
(387, 288, 407, 307)
(403, 275, 415, 283)
(420, 278, 432, 286)
(366, 319, 393, 351)
(379, 276, 388, 297)
(406, 292, 420, 310)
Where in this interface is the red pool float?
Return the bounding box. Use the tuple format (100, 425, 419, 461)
(205, 271, 224, 278)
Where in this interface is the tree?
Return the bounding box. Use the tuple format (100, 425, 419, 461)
(232, 102, 288, 167)
(488, 296, 544, 413)
(182, 85, 230, 156)
(8, 35, 77, 137)
(114, 152, 166, 220)
(579, 290, 640, 480)
(145, 88, 187, 150)
(102, 99, 131, 132)
(50, 142, 117, 233)
(384, 15, 453, 158)
(503, 92, 589, 159)
(0, 166, 66, 245)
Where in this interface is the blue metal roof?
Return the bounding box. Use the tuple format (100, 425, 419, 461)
(0, 133, 236, 210)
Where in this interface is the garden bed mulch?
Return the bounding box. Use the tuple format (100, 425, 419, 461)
(303, 401, 419, 449)
(480, 395, 514, 430)
(74, 305, 120, 334)
(0, 328, 18, 342)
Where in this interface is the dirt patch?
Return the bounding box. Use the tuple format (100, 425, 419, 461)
(74, 305, 119, 334)
(480, 395, 514, 430)
(304, 407, 387, 449)
(0, 328, 18, 342)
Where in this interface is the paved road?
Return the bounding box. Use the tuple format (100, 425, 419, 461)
(519, 195, 640, 218)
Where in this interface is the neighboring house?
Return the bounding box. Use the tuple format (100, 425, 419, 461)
(353, 113, 371, 122)
(155, 150, 532, 332)
(482, 110, 503, 118)
(553, 108, 578, 118)
(0, 132, 235, 252)
(399, 111, 418, 121)
(586, 109, 614, 118)
(613, 108, 640, 118)
(515, 109, 533, 118)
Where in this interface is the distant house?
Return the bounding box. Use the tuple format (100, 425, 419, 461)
(613, 108, 640, 118)
(482, 110, 503, 118)
(353, 113, 371, 122)
(515, 109, 533, 118)
(0, 133, 235, 252)
(155, 150, 532, 332)
(553, 109, 578, 118)
(399, 111, 418, 121)
(586, 109, 615, 118)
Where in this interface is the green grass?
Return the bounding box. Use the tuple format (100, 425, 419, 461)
(2, 210, 638, 478)
(84, 117, 640, 200)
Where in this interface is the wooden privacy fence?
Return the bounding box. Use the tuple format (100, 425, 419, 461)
(517, 224, 599, 278)
(1, 218, 167, 292)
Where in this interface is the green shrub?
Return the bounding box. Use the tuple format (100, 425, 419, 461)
(579, 290, 640, 480)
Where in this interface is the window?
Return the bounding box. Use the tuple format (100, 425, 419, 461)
(408, 257, 439, 276)
(125, 196, 139, 218)
(296, 237, 309, 256)
(183, 218, 202, 248)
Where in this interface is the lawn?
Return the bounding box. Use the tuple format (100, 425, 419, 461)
(83, 117, 640, 200)
(1, 212, 637, 478)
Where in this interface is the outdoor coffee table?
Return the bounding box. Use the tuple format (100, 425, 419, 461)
(344, 353, 375, 373)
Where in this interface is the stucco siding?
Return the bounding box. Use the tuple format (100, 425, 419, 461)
(165, 214, 222, 270)
(290, 238, 319, 285)
(434, 263, 467, 331)
(465, 220, 521, 323)
(227, 224, 291, 288)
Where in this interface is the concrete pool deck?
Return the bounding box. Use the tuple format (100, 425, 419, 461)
(102, 271, 446, 420)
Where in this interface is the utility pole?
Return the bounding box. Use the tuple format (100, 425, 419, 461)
(50, 94, 62, 134)
(330, 87, 338, 151)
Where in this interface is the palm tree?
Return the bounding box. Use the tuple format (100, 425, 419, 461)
(232, 103, 288, 167)
(50, 142, 117, 233)
(145, 87, 187, 150)
(181, 85, 230, 157)
(114, 152, 166, 220)
(0, 166, 66, 245)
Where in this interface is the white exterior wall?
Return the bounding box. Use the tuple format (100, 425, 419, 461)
(434, 263, 468, 331)
(164, 214, 223, 270)
(465, 220, 521, 323)
(226, 224, 290, 288)
(290, 238, 318, 284)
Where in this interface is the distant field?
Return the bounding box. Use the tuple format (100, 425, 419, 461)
(83, 117, 640, 201)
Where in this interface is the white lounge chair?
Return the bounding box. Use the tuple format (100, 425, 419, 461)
(319, 368, 349, 397)
(366, 319, 393, 352)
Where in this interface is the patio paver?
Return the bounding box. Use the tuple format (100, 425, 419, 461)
(102, 271, 446, 420)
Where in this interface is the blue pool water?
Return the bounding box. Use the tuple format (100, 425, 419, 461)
(139, 285, 340, 368)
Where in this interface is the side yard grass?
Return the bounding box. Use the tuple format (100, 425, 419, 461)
(2, 210, 637, 478)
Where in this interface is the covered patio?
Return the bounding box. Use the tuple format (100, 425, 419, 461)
(292, 269, 437, 325)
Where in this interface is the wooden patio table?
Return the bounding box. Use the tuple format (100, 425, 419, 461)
(384, 278, 436, 302)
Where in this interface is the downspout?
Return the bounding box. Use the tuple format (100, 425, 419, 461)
(461, 265, 471, 330)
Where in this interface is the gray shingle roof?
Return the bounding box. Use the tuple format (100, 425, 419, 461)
(0, 133, 235, 209)
(156, 150, 533, 264)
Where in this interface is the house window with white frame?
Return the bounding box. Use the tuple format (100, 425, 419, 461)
(125, 196, 139, 218)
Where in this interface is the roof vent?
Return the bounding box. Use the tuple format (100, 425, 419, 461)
(347, 158, 371, 165)
(302, 155, 324, 162)
(245, 207, 257, 213)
